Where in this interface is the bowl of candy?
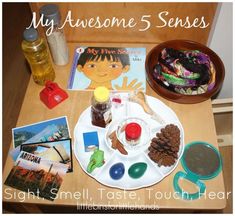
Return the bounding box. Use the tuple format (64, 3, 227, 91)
(145, 40, 225, 103)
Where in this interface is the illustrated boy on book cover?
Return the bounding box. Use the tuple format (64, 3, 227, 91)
(68, 47, 146, 91)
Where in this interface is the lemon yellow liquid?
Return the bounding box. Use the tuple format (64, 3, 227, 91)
(22, 38, 55, 85)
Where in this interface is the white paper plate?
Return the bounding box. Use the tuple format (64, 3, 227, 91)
(74, 93, 184, 190)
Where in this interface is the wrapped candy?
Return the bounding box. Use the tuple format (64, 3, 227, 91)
(153, 48, 216, 95)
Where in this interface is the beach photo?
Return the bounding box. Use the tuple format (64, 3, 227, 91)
(12, 116, 70, 148)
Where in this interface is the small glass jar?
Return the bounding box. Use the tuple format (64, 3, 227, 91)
(125, 122, 142, 146)
(40, 4, 69, 66)
(91, 86, 112, 128)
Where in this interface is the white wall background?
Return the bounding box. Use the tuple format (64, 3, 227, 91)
(208, 2, 233, 99)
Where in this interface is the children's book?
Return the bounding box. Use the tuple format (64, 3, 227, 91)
(67, 46, 146, 91)
(4, 151, 68, 201)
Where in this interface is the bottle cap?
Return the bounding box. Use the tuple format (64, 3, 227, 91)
(94, 86, 110, 103)
(40, 4, 61, 25)
(23, 28, 39, 42)
(125, 123, 142, 141)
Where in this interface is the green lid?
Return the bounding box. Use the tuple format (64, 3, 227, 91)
(23, 28, 39, 42)
(181, 141, 222, 180)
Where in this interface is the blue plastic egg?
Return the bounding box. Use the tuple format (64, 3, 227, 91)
(109, 162, 125, 180)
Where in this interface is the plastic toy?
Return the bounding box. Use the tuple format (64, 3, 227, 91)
(109, 163, 125, 180)
(87, 149, 105, 173)
(83, 131, 99, 152)
(40, 81, 68, 109)
(128, 162, 147, 179)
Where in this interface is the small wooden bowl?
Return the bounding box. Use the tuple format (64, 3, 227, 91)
(145, 40, 225, 104)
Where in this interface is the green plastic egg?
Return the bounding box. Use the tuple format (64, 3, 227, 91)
(128, 162, 147, 179)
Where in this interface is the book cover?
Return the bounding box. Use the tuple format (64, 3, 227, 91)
(68, 46, 146, 91)
(4, 151, 68, 201)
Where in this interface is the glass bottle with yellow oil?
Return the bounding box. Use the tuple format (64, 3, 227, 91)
(21, 28, 55, 85)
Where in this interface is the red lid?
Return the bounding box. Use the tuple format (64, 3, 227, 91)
(125, 122, 142, 140)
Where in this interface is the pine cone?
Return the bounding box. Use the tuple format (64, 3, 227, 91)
(148, 124, 180, 167)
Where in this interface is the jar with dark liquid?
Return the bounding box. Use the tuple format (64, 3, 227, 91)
(91, 86, 112, 128)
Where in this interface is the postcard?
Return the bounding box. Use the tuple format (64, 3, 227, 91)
(12, 116, 70, 148)
(10, 116, 70, 161)
(67, 46, 146, 91)
(21, 139, 73, 172)
(4, 151, 68, 201)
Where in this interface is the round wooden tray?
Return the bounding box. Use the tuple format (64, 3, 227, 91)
(145, 40, 225, 104)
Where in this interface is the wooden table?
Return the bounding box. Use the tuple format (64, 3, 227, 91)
(3, 43, 226, 212)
